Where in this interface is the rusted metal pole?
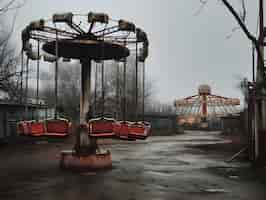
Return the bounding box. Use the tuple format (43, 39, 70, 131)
(77, 59, 94, 155)
(80, 59, 91, 124)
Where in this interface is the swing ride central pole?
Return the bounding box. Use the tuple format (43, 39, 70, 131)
(80, 59, 92, 124)
(78, 59, 98, 155)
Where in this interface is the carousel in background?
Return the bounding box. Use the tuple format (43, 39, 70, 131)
(174, 85, 241, 129)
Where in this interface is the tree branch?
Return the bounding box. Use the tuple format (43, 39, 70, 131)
(220, 0, 264, 80)
(221, 0, 255, 42)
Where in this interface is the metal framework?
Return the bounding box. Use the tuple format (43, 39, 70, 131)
(174, 85, 241, 122)
(20, 11, 150, 160)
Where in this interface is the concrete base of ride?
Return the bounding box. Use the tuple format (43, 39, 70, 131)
(60, 150, 112, 171)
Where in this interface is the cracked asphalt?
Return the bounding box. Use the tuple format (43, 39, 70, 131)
(0, 131, 265, 200)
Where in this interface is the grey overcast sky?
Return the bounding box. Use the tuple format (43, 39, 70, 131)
(6, 0, 261, 103)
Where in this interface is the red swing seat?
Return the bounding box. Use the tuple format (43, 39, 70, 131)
(45, 119, 72, 137)
(128, 123, 146, 140)
(113, 121, 135, 140)
(128, 122, 149, 140)
(88, 117, 116, 138)
(17, 121, 30, 136)
(29, 121, 46, 137)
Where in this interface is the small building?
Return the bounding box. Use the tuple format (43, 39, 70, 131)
(141, 113, 180, 136)
(0, 102, 53, 141)
(220, 114, 242, 134)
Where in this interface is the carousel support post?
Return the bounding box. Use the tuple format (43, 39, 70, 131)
(77, 59, 97, 155)
(80, 59, 91, 124)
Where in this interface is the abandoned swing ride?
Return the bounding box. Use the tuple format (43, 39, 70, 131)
(19, 12, 151, 170)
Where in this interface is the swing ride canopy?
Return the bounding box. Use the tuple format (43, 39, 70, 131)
(21, 12, 149, 62)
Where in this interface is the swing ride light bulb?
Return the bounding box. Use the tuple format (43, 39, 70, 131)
(29, 19, 45, 31)
(88, 12, 109, 24)
(118, 20, 136, 32)
(52, 12, 73, 24)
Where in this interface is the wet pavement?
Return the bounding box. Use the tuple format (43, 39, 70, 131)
(0, 131, 265, 200)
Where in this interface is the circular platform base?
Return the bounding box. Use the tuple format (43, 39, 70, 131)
(43, 39, 130, 60)
(60, 150, 112, 171)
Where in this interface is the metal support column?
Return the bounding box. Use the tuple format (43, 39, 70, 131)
(80, 59, 92, 124)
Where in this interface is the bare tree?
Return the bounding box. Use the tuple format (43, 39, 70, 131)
(40, 56, 155, 121)
(198, 0, 264, 78)
(0, 0, 25, 14)
(41, 61, 80, 120)
(92, 56, 154, 121)
(0, 0, 25, 101)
